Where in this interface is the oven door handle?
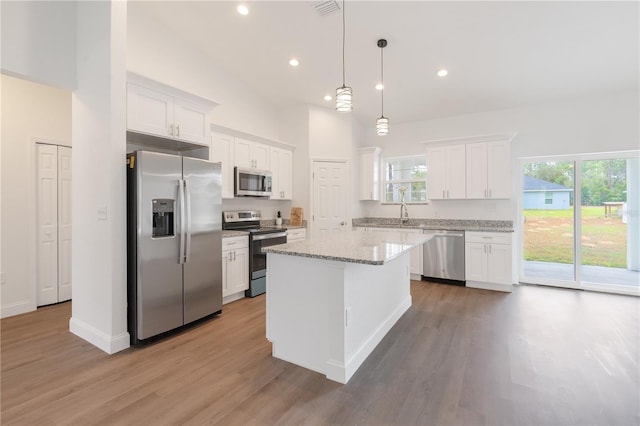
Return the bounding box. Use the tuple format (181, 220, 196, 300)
(253, 232, 288, 241)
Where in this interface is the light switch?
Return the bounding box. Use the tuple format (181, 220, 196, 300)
(97, 206, 108, 220)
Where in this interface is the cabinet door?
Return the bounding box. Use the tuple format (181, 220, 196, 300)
(426, 146, 446, 200)
(487, 140, 511, 199)
(465, 142, 488, 199)
(127, 83, 174, 138)
(252, 142, 270, 170)
(487, 243, 512, 285)
(222, 250, 231, 297)
(234, 138, 253, 168)
(465, 242, 487, 282)
(211, 132, 235, 199)
(278, 149, 292, 199)
(174, 98, 209, 145)
(269, 147, 281, 200)
(446, 144, 466, 199)
(228, 248, 249, 294)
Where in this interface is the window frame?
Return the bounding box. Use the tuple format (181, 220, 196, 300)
(380, 154, 428, 205)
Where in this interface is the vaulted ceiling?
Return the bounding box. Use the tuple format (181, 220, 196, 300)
(131, 1, 639, 125)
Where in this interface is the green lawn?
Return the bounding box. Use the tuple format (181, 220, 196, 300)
(524, 206, 627, 268)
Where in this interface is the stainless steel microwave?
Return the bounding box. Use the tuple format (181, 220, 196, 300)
(234, 167, 272, 197)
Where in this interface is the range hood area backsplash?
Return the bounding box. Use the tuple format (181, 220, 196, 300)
(222, 197, 293, 221)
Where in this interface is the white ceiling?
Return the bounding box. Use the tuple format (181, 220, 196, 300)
(132, 1, 639, 125)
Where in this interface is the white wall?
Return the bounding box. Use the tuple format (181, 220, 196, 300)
(127, 4, 281, 141)
(0, 74, 72, 318)
(69, 1, 129, 354)
(361, 91, 640, 220)
(0, 1, 76, 90)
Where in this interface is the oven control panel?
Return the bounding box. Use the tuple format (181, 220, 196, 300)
(223, 210, 261, 223)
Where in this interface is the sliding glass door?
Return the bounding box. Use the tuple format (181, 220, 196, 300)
(521, 153, 639, 296)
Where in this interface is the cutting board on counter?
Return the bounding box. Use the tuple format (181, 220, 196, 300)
(290, 207, 303, 226)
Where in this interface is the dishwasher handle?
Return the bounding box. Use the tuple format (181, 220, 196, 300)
(423, 231, 465, 238)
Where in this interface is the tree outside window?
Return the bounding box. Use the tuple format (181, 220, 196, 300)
(383, 155, 427, 203)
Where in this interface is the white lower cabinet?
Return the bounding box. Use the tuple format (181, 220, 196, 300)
(222, 236, 249, 301)
(287, 228, 306, 242)
(465, 231, 513, 292)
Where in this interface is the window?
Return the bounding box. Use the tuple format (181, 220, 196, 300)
(383, 155, 427, 203)
(544, 191, 553, 204)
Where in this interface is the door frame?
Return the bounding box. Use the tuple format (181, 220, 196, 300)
(32, 139, 72, 310)
(309, 158, 351, 239)
(517, 150, 639, 296)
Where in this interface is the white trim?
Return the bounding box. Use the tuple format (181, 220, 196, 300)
(466, 281, 513, 293)
(210, 123, 295, 151)
(421, 132, 516, 146)
(69, 317, 130, 354)
(0, 300, 34, 319)
(128, 71, 220, 107)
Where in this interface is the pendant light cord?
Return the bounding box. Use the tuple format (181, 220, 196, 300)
(342, 0, 346, 87)
(381, 46, 384, 116)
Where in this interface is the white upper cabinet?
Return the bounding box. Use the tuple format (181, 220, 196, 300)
(426, 144, 466, 200)
(424, 133, 515, 201)
(234, 138, 270, 170)
(270, 146, 293, 200)
(210, 132, 235, 199)
(466, 140, 511, 199)
(126, 74, 218, 146)
(359, 147, 381, 201)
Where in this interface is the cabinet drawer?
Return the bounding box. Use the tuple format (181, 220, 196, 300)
(465, 232, 512, 245)
(287, 228, 306, 241)
(223, 236, 248, 250)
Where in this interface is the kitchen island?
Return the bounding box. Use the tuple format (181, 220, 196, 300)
(263, 230, 431, 384)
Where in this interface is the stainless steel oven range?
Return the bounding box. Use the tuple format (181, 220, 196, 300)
(222, 210, 287, 297)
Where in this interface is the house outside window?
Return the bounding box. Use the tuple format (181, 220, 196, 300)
(383, 155, 427, 203)
(544, 191, 553, 204)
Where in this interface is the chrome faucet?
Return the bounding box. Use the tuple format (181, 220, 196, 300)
(399, 187, 409, 225)
(400, 201, 409, 225)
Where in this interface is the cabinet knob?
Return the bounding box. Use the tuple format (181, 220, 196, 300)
(169, 124, 174, 136)
(176, 124, 180, 138)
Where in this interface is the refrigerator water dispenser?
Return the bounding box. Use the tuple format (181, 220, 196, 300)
(152, 199, 174, 238)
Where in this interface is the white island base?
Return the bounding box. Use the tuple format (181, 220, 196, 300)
(266, 252, 411, 384)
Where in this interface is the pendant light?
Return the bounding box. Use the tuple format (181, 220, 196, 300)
(376, 38, 389, 135)
(336, 0, 352, 112)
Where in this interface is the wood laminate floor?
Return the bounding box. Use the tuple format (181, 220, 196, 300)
(2, 281, 639, 425)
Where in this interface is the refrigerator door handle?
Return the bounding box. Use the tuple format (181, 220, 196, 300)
(178, 179, 186, 264)
(185, 179, 192, 263)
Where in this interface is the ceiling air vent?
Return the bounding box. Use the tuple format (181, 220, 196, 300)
(312, 0, 340, 17)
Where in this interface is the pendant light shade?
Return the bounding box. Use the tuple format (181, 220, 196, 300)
(376, 116, 389, 135)
(336, 86, 353, 112)
(336, 0, 352, 112)
(376, 38, 389, 135)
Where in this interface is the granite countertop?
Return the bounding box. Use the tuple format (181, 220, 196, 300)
(222, 230, 249, 238)
(353, 218, 514, 233)
(262, 230, 431, 265)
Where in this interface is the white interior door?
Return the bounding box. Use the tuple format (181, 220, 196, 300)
(36, 144, 59, 306)
(57, 146, 72, 302)
(312, 161, 348, 236)
(36, 143, 72, 306)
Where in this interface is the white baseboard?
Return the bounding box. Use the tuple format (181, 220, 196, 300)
(69, 317, 130, 354)
(222, 291, 245, 305)
(1, 300, 35, 319)
(466, 281, 513, 293)
(331, 295, 412, 384)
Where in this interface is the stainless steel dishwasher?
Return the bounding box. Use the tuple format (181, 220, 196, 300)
(422, 230, 465, 283)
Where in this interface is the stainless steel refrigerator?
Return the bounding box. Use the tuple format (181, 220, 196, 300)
(127, 150, 222, 344)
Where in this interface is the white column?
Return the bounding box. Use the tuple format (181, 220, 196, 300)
(69, 1, 129, 354)
(626, 157, 639, 271)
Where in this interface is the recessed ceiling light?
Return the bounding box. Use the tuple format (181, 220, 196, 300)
(289, 58, 300, 67)
(375, 83, 384, 90)
(237, 4, 249, 15)
(437, 69, 448, 77)
(324, 95, 332, 101)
